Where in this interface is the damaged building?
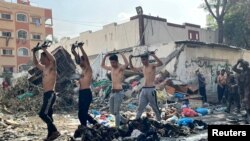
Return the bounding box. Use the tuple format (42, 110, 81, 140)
(117, 41, 250, 101)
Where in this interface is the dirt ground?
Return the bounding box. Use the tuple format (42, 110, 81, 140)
(0, 113, 79, 141)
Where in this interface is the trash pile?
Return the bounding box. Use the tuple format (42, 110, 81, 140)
(72, 117, 207, 141)
(0, 45, 214, 140)
(0, 47, 78, 115)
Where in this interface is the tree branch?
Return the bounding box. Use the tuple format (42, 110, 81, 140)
(216, 0, 220, 17)
(204, 0, 218, 20)
(220, 0, 228, 18)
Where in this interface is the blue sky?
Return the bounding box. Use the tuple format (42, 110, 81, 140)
(6, 0, 208, 39)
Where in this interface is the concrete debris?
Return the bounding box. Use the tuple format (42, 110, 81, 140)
(1, 44, 247, 141)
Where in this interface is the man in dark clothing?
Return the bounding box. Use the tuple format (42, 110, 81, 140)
(233, 59, 250, 123)
(33, 46, 60, 141)
(71, 43, 98, 139)
(196, 69, 207, 103)
(225, 73, 241, 113)
(233, 59, 247, 108)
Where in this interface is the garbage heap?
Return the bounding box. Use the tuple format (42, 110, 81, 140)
(73, 117, 207, 141)
(83, 70, 211, 141)
(0, 46, 78, 114)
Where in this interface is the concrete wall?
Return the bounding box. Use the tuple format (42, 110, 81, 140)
(175, 45, 250, 96)
(144, 18, 217, 45)
(50, 19, 140, 57)
(51, 15, 218, 63)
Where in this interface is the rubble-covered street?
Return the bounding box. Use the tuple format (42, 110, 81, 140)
(0, 100, 248, 141)
(1, 43, 249, 141)
(1, 69, 248, 141)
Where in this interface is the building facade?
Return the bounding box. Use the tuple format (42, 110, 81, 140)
(152, 41, 250, 96)
(51, 14, 218, 57)
(0, 0, 53, 74)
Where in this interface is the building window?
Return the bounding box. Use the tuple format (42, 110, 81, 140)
(189, 33, 192, 39)
(2, 31, 11, 37)
(31, 17, 41, 26)
(3, 67, 13, 73)
(2, 49, 13, 55)
(1, 13, 11, 20)
(196, 33, 199, 40)
(188, 30, 200, 41)
(18, 48, 29, 56)
(16, 13, 27, 22)
(19, 64, 29, 72)
(17, 30, 27, 39)
(32, 34, 41, 40)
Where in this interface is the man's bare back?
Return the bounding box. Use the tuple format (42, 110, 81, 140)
(142, 64, 156, 87)
(42, 66, 57, 92)
(111, 65, 124, 90)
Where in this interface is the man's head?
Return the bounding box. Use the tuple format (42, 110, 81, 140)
(241, 61, 249, 70)
(221, 69, 225, 75)
(40, 52, 50, 66)
(109, 54, 119, 68)
(140, 53, 149, 66)
(216, 70, 220, 75)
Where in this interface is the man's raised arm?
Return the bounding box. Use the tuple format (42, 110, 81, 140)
(33, 51, 44, 71)
(151, 53, 163, 67)
(129, 55, 142, 72)
(120, 53, 129, 70)
(233, 59, 243, 74)
(79, 45, 90, 66)
(101, 54, 111, 71)
(42, 48, 56, 67)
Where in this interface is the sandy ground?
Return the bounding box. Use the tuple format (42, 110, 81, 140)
(0, 113, 79, 141)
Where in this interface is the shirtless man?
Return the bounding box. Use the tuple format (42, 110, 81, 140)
(33, 47, 60, 141)
(101, 53, 128, 127)
(71, 43, 98, 138)
(217, 69, 227, 104)
(129, 52, 163, 121)
(233, 59, 250, 122)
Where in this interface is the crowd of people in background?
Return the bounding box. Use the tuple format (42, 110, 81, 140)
(196, 59, 250, 123)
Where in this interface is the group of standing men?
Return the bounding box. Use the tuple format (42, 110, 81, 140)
(228, 59, 250, 123)
(197, 58, 250, 123)
(216, 59, 250, 120)
(32, 43, 163, 140)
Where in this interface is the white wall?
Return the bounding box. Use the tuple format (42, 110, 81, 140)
(175, 45, 250, 95)
(144, 18, 218, 45)
(50, 19, 140, 57)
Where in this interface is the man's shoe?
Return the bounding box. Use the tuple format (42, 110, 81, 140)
(46, 131, 60, 141)
(236, 109, 241, 114)
(225, 109, 230, 113)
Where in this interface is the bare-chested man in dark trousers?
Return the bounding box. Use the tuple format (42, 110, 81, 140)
(101, 53, 129, 127)
(129, 52, 163, 121)
(233, 59, 250, 123)
(33, 47, 60, 141)
(71, 43, 98, 138)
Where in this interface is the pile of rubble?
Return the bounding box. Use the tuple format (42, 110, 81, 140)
(0, 74, 78, 115)
(0, 45, 212, 141)
(71, 117, 207, 141)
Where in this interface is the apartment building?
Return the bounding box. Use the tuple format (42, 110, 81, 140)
(0, 0, 53, 74)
